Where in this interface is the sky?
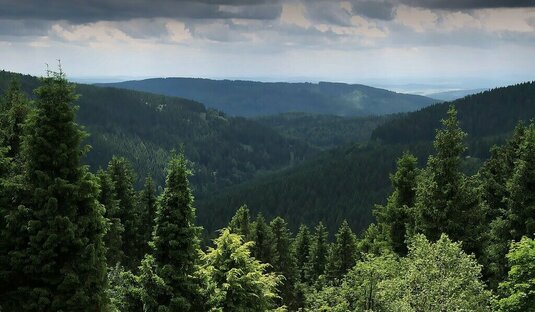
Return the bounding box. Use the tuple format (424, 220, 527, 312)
(1, 0, 535, 90)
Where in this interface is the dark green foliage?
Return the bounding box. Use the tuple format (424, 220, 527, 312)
(2, 70, 107, 310)
(374, 152, 419, 255)
(228, 205, 252, 240)
(269, 217, 299, 310)
(256, 112, 392, 149)
(306, 222, 329, 284)
(100, 78, 435, 117)
(149, 154, 203, 311)
(293, 224, 311, 282)
(97, 169, 125, 266)
(108, 156, 145, 270)
(415, 106, 483, 255)
(107, 264, 144, 312)
(139, 176, 157, 249)
(0, 79, 31, 159)
(201, 228, 282, 311)
(326, 220, 358, 281)
(372, 81, 535, 144)
(251, 213, 276, 266)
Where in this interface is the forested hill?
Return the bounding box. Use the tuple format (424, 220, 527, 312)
(0, 70, 317, 192)
(198, 81, 535, 234)
(98, 78, 436, 117)
(372, 81, 535, 144)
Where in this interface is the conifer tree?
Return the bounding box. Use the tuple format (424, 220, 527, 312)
(252, 213, 277, 266)
(228, 204, 252, 241)
(270, 216, 298, 310)
(294, 224, 311, 282)
(148, 154, 203, 311)
(139, 176, 157, 248)
(108, 156, 145, 269)
(415, 106, 483, 255)
(3, 69, 107, 310)
(0, 79, 31, 159)
(201, 228, 282, 311)
(374, 152, 418, 256)
(97, 169, 124, 266)
(326, 220, 357, 281)
(306, 222, 329, 284)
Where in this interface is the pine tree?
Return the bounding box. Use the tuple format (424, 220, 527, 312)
(2, 69, 107, 310)
(326, 220, 357, 281)
(306, 222, 329, 284)
(139, 176, 157, 249)
(108, 156, 145, 270)
(374, 152, 418, 256)
(251, 213, 276, 266)
(0, 79, 31, 159)
(97, 169, 124, 266)
(148, 154, 203, 311)
(294, 224, 311, 282)
(228, 204, 252, 241)
(415, 106, 483, 255)
(201, 228, 282, 311)
(270, 216, 298, 310)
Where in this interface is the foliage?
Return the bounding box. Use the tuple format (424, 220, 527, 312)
(201, 228, 282, 312)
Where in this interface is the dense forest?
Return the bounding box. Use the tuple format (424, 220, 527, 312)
(100, 78, 436, 117)
(198, 82, 535, 234)
(1, 70, 534, 311)
(0, 70, 317, 192)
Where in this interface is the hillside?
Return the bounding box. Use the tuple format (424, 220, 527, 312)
(197, 81, 535, 234)
(0, 70, 317, 192)
(98, 78, 436, 117)
(427, 88, 488, 101)
(255, 112, 393, 149)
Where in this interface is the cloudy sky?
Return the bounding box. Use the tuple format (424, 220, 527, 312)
(1, 0, 535, 88)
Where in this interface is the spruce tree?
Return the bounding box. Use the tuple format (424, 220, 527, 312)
(375, 152, 418, 256)
(270, 216, 298, 310)
(326, 220, 357, 281)
(149, 154, 203, 311)
(0, 79, 31, 159)
(294, 224, 311, 282)
(251, 213, 277, 266)
(108, 156, 145, 270)
(139, 176, 157, 249)
(306, 222, 329, 284)
(97, 169, 125, 266)
(415, 106, 483, 255)
(3, 69, 107, 310)
(228, 204, 252, 241)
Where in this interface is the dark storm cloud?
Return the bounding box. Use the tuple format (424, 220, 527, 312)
(0, 0, 282, 23)
(351, 1, 396, 20)
(400, 0, 535, 10)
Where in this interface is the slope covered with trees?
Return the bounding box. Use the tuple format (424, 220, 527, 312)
(198, 81, 535, 234)
(99, 78, 436, 117)
(0, 70, 317, 192)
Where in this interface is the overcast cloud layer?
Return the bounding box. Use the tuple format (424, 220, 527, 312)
(1, 0, 534, 86)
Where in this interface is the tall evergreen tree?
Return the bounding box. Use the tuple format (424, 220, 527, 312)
(228, 204, 252, 241)
(97, 169, 125, 266)
(139, 176, 157, 249)
(326, 220, 357, 281)
(270, 216, 298, 310)
(294, 224, 311, 282)
(415, 106, 483, 255)
(251, 213, 276, 266)
(2, 69, 107, 310)
(374, 152, 418, 256)
(0, 79, 31, 159)
(306, 222, 329, 284)
(201, 229, 282, 311)
(148, 154, 203, 311)
(108, 156, 145, 270)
